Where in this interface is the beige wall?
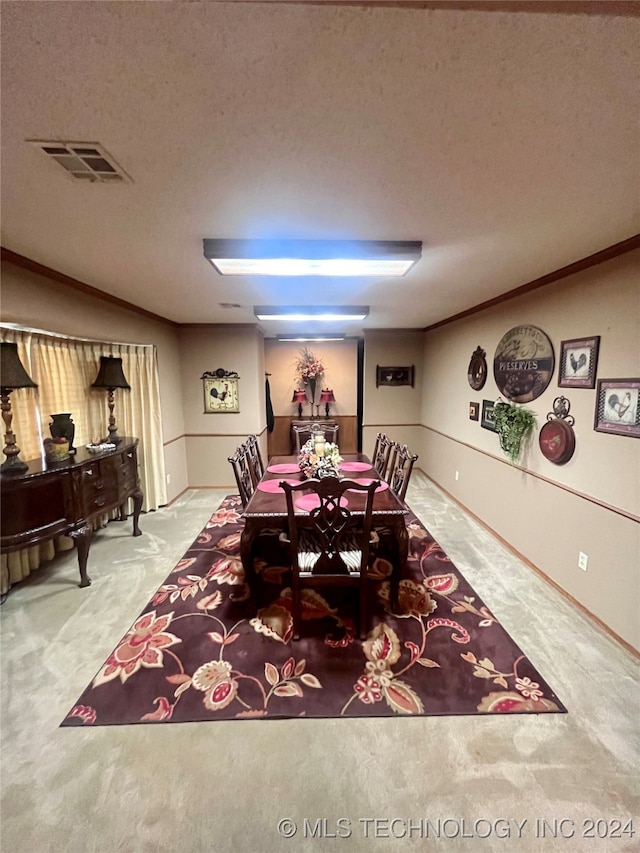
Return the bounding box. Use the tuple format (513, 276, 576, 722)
(178, 324, 267, 487)
(264, 338, 359, 418)
(1, 261, 189, 502)
(420, 250, 640, 650)
(362, 330, 424, 456)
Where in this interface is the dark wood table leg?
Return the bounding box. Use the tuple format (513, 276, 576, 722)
(69, 525, 94, 588)
(388, 516, 408, 612)
(240, 518, 259, 598)
(131, 488, 143, 537)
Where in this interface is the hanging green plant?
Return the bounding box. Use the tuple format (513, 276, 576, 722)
(493, 400, 538, 464)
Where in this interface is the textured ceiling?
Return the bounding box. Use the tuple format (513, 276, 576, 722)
(1, 1, 638, 335)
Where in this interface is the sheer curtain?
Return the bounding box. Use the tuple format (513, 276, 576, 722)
(0, 326, 167, 593)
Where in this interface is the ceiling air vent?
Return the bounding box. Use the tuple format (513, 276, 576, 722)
(29, 140, 132, 183)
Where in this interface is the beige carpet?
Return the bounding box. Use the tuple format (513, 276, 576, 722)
(1, 472, 638, 852)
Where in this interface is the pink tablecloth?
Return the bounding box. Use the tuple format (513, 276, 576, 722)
(267, 463, 301, 474)
(294, 493, 350, 511)
(257, 478, 300, 493)
(338, 461, 371, 472)
(346, 478, 388, 492)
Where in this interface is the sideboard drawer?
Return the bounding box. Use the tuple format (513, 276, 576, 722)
(80, 458, 122, 515)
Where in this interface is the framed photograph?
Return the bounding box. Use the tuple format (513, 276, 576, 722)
(559, 336, 600, 388)
(469, 401, 480, 421)
(202, 368, 240, 413)
(594, 379, 640, 437)
(481, 399, 497, 432)
(376, 365, 415, 387)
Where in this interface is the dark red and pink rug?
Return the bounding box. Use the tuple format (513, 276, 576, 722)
(62, 496, 566, 725)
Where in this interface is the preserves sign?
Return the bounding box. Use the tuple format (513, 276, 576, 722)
(493, 326, 555, 403)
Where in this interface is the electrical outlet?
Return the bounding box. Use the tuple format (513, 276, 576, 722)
(578, 551, 588, 571)
(455, 471, 459, 481)
(166, 473, 171, 484)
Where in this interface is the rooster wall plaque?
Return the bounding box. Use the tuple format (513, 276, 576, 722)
(558, 336, 600, 389)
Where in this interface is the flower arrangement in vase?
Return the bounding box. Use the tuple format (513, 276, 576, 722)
(294, 347, 325, 409)
(298, 437, 343, 479)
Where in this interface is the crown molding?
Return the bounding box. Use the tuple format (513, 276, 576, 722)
(423, 234, 640, 333)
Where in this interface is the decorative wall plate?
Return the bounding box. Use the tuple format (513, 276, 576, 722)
(539, 396, 576, 464)
(493, 325, 555, 403)
(467, 347, 487, 391)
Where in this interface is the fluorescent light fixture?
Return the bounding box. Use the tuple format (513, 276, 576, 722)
(255, 305, 369, 322)
(203, 239, 422, 276)
(277, 334, 346, 342)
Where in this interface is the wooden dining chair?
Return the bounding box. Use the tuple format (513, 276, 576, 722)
(245, 434, 265, 486)
(371, 433, 395, 481)
(292, 422, 339, 452)
(386, 444, 419, 502)
(227, 445, 255, 508)
(280, 475, 379, 639)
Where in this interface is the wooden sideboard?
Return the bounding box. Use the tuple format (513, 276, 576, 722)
(0, 437, 143, 596)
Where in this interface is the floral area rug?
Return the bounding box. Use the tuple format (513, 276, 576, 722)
(62, 496, 566, 725)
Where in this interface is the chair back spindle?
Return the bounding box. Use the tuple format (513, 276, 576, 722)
(227, 445, 255, 507)
(387, 444, 418, 502)
(372, 433, 395, 481)
(292, 422, 339, 452)
(280, 475, 379, 639)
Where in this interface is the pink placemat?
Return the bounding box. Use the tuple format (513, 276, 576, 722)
(257, 478, 300, 493)
(346, 478, 388, 492)
(338, 461, 371, 472)
(267, 463, 300, 474)
(294, 493, 350, 511)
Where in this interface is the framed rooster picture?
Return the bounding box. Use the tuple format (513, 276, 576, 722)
(558, 336, 600, 388)
(202, 368, 240, 413)
(594, 379, 640, 438)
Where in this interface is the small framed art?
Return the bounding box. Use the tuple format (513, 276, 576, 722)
(481, 399, 497, 432)
(202, 368, 240, 413)
(469, 401, 480, 421)
(376, 365, 415, 387)
(558, 336, 600, 388)
(594, 379, 640, 437)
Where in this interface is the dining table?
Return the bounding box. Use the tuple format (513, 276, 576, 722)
(240, 453, 409, 610)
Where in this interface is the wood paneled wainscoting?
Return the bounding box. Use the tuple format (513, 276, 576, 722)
(267, 416, 358, 458)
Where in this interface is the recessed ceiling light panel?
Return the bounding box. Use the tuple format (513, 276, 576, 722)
(254, 306, 369, 322)
(277, 334, 346, 342)
(204, 239, 421, 277)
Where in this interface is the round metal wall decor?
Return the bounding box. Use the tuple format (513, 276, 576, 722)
(467, 346, 487, 391)
(539, 396, 576, 465)
(493, 325, 555, 403)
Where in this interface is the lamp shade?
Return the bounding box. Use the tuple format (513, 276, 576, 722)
(292, 390, 308, 403)
(319, 389, 335, 403)
(0, 342, 38, 392)
(91, 356, 131, 390)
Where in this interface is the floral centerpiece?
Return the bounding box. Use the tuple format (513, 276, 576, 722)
(294, 347, 325, 406)
(298, 438, 343, 479)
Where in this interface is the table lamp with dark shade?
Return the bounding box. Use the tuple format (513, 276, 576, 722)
(0, 342, 38, 474)
(320, 388, 336, 418)
(91, 355, 131, 444)
(291, 389, 307, 419)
